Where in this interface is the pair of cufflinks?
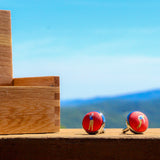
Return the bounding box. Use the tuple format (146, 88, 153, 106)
(82, 111, 149, 134)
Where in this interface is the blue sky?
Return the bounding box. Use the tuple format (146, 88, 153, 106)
(1, 0, 160, 99)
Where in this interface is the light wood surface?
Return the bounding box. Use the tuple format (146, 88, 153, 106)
(0, 128, 159, 139)
(0, 86, 60, 134)
(13, 76, 59, 86)
(0, 10, 12, 86)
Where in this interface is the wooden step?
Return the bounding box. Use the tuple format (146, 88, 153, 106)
(0, 86, 60, 134)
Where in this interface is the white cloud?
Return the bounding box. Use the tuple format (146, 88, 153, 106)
(93, 27, 160, 35)
(12, 29, 160, 100)
(13, 55, 160, 100)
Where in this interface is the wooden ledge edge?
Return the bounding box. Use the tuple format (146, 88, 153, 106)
(0, 129, 160, 140)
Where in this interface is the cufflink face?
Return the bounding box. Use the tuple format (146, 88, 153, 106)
(82, 111, 105, 134)
(123, 111, 149, 134)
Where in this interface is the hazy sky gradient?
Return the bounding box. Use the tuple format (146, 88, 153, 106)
(2, 0, 160, 99)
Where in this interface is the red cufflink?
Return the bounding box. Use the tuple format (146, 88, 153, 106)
(123, 111, 149, 134)
(82, 111, 105, 134)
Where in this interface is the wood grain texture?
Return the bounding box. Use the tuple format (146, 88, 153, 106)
(13, 76, 59, 87)
(0, 86, 60, 134)
(0, 10, 12, 86)
(0, 10, 61, 135)
(0, 129, 160, 160)
(0, 128, 160, 139)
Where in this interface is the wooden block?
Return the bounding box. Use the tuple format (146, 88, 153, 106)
(0, 10, 61, 135)
(0, 10, 12, 86)
(13, 76, 59, 87)
(0, 86, 60, 134)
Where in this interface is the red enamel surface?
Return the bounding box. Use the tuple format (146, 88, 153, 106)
(82, 111, 103, 133)
(129, 111, 149, 133)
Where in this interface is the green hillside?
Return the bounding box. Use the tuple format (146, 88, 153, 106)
(61, 90, 160, 128)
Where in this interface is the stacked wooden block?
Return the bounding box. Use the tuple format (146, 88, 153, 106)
(0, 10, 60, 134)
(0, 10, 12, 86)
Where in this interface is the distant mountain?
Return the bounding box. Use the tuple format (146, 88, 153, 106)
(60, 89, 160, 129)
(114, 89, 160, 101)
(61, 89, 160, 106)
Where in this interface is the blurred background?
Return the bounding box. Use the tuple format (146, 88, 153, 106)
(2, 0, 160, 128)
